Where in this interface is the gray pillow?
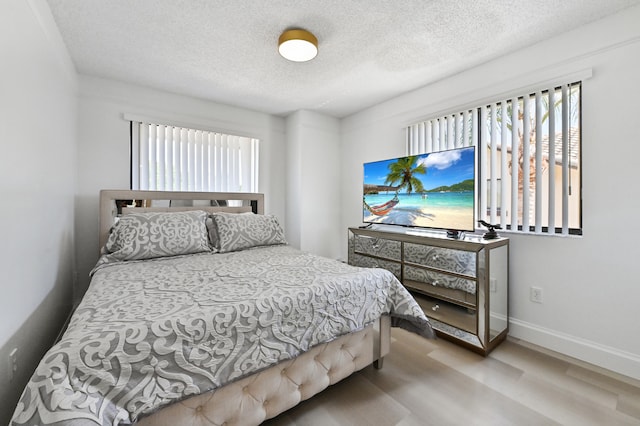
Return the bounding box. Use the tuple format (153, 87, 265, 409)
(212, 212, 286, 253)
(105, 210, 211, 261)
(205, 212, 254, 251)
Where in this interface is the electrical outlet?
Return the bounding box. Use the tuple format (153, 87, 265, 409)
(530, 286, 543, 303)
(8, 347, 18, 382)
(490, 278, 497, 292)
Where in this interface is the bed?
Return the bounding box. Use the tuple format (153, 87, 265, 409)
(11, 190, 435, 426)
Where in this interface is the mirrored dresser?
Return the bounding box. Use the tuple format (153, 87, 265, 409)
(348, 227, 509, 355)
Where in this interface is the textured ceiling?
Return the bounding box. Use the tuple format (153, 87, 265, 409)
(46, 0, 640, 118)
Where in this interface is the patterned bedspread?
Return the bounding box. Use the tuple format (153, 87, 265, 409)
(11, 245, 434, 425)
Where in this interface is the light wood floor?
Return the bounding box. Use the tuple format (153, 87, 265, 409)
(265, 329, 640, 425)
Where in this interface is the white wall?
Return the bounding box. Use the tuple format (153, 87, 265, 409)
(339, 7, 640, 380)
(3, 8, 638, 426)
(0, 0, 78, 422)
(285, 110, 342, 258)
(75, 76, 287, 295)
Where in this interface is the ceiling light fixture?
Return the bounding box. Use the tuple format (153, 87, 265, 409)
(278, 29, 318, 62)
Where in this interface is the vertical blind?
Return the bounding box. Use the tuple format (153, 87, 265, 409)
(406, 82, 581, 236)
(130, 121, 259, 193)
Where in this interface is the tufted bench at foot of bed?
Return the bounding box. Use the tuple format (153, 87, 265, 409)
(136, 316, 390, 426)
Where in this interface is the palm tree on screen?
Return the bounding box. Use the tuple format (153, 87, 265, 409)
(385, 156, 426, 195)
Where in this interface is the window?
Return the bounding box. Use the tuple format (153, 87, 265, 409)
(406, 81, 582, 236)
(130, 120, 259, 193)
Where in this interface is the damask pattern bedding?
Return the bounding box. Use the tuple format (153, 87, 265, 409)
(11, 245, 434, 426)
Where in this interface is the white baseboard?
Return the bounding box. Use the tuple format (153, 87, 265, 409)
(508, 317, 640, 383)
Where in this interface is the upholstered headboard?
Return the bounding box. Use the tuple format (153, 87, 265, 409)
(98, 190, 265, 250)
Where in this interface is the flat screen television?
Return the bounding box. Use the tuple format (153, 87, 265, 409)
(362, 146, 476, 236)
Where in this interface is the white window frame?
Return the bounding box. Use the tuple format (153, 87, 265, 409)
(406, 79, 583, 236)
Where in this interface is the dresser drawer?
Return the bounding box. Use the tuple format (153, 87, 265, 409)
(413, 293, 476, 334)
(404, 243, 476, 276)
(404, 265, 476, 307)
(353, 235, 401, 261)
(404, 265, 476, 295)
(350, 253, 401, 280)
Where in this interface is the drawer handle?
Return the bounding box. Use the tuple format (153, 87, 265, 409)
(432, 281, 438, 286)
(432, 255, 439, 261)
(432, 304, 440, 311)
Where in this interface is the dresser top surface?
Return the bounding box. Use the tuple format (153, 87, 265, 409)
(349, 226, 508, 251)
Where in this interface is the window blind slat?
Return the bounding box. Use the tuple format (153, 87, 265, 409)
(431, 120, 437, 152)
(180, 128, 188, 191)
(221, 134, 228, 191)
(548, 88, 556, 233)
(418, 122, 425, 153)
(510, 97, 519, 231)
(228, 136, 235, 191)
(561, 84, 570, 234)
(214, 133, 222, 192)
(207, 134, 214, 191)
(157, 125, 166, 190)
(187, 129, 195, 191)
(148, 125, 157, 191)
(201, 131, 207, 191)
(462, 111, 469, 148)
(490, 103, 498, 224)
(535, 91, 543, 233)
(405, 127, 410, 155)
(453, 114, 458, 147)
(522, 96, 531, 231)
(447, 115, 455, 149)
(408, 124, 415, 154)
(439, 118, 446, 152)
(138, 123, 148, 190)
(499, 102, 509, 227)
(195, 131, 203, 191)
(243, 137, 253, 191)
(231, 136, 239, 191)
(252, 138, 259, 192)
(165, 127, 174, 190)
(171, 127, 180, 191)
(478, 107, 487, 225)
(235, 137, 240, 191)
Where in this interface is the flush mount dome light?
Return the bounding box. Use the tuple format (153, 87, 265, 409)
(278, 29, 318, 62)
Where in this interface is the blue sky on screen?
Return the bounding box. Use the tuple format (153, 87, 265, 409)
(364, 147, 475, 191)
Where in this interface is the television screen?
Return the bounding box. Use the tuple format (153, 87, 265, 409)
(363, 146, 476, 232)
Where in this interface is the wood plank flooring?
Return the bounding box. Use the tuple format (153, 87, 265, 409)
(265, 329, 640, 425)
